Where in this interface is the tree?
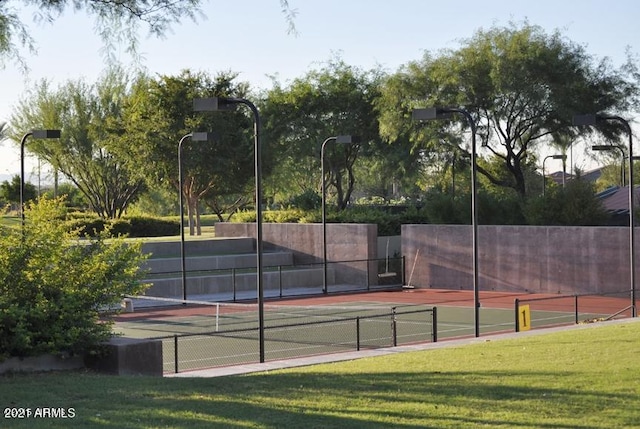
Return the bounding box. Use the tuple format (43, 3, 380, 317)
(116, 70, 255, 234)
(0, 0, 201, 68)
(0, 174, 36, 205)
(525, 179, 609, 226)
(261, 59, 383, 210)
(1, 1, 295, 68)
(377, 22, 640, 198)
(10, 68, 145, 218)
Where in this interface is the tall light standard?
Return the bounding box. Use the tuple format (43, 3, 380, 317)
(412, 107, 480, 337)
(574, 114, 636, 317)
(542, 154, 567, 196)
(592, 144, 626, 186)
(193, 97, 266, 361)
(20, 129, 61, 230)
(178, 132, 209, 301)
(321, 135, 355, 294)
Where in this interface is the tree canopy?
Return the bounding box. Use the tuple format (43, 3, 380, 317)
(0, 0, 295, 68)
(377, 22, 640, 198)
(9, 68, 145, 218)
(117, 69, 255, 232)
(261, 59, 384, 210)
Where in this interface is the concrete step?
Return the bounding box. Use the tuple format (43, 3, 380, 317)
(142, 251, 294, 274)
(141, 237, 255, 258)
(142, 266, 332, 297)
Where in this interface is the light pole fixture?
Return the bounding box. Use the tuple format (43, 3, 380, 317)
(412, 107, 480, 337)
(193, 96, 267, 362)
(574, 113, 636, 317)
(20, 129, 61, 230)
(178, 132, 209, 302)
(321, 135, 355, 294)
(592, 144, 626, 186)
(542, 154, 567, 196)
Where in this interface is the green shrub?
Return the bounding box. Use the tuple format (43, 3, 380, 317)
(65, 215, 180, 238)
(109, 218, 132, 236)
(127, 216, 180, 237)
(0, 197, 149, 360)
(287, 189, 322, 210)
(65, 216, 107, 237)
(231, 210, 257, 223)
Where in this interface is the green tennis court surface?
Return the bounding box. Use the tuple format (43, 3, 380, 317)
(111, 296, 616, 373)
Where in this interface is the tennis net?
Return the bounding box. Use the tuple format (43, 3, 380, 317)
(121, 294, 401, 333)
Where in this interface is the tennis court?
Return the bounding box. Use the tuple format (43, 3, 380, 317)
(111, 288, 633, 373)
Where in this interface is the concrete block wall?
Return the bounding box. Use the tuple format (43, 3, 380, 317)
(402, 224, 633, 295)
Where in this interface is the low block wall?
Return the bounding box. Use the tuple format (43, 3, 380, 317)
(84, 337, 163, 376)
(402, 224, 634, 295)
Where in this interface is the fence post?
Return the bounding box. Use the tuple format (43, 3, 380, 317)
(402, 256, 406, 286)
(432, 306, 438, 343)
(232, 268, 237, 302)
(366, 260, 371, 291)
(391, 307, 397, 347)
(574, 295, 579, 324)
(356, 317, 360, 351)
(278, 265, 283, 298)
(514, 299, 520, 332)
(174, 335, 179, 374)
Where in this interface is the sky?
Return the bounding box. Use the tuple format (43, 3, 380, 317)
(1, 0, 639, 184)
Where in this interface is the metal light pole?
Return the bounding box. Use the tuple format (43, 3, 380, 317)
(193, 97, 266, 361)
(321, 135, 355, 294)
(412, 107, 480, 337)
(574, 114, 636, 317)
(542, 154, 567, 196)
(178, 132, 209, 301)
(20, 129, 61, 230)
(592, 145, 626, 186)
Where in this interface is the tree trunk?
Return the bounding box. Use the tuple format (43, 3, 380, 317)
(187, 195, 196, 236)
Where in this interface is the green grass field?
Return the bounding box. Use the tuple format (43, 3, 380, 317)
(1, 321, 639, 428)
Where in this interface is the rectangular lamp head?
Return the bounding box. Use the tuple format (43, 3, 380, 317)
(572, 114, 598, 126)
(193, 97, 236, 112)
(191, 132, 209, 142)
(32, 129, 61, 139)
(336, 135, 358, 144)
(412, 108, 454, 121)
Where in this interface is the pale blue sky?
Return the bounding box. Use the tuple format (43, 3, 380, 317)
(1, 0, 639, 182)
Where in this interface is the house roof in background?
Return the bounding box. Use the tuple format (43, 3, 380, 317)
(597, 185, 640, 214)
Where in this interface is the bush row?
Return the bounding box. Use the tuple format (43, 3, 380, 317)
(231, 206, 429, 236)
(66, 215, 180, 238)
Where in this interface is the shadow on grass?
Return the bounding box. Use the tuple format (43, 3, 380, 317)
(1, 369, 636, 428)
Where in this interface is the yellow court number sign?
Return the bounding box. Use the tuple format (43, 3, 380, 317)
(518, 304, 531, 331)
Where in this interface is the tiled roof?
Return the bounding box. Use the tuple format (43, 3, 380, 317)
(597, 185, 640, 214)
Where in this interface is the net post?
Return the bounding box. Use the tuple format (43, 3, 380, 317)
(431, 306, 438, 342)
(174, 335, 179, 374)
(514, 299, 520, 332)
(278, 265, 283, 298)
(574, 295, 579, 324)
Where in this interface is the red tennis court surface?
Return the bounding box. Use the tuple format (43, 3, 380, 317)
(113, 288, 633, 322)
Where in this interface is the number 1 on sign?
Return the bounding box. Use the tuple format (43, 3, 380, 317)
(519, 304, 531, 331)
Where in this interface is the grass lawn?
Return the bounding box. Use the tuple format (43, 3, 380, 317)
(1, 322, 639, 428)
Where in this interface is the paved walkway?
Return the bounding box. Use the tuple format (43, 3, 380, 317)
(165, 317, 640, 378)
